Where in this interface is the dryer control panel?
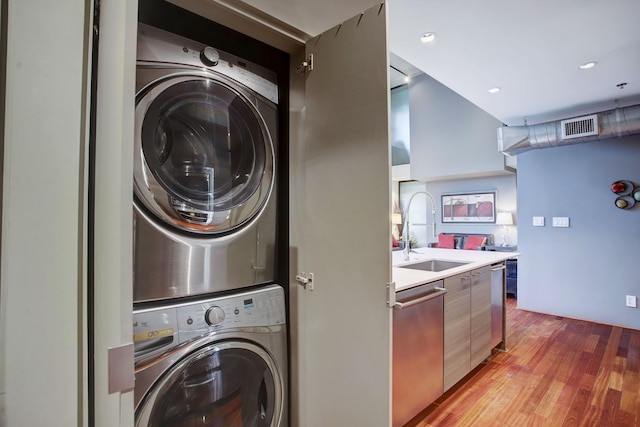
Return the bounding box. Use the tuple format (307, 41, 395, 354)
(137, 23, 278, 104)
(133, 284, 285, 361)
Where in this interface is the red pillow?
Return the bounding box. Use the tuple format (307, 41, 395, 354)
(464, 235, 486, 250)
(438, 234, 455, 249)
(392, 234, 399, 247)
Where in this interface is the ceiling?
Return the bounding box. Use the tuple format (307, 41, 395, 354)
(243, 0, 640, 127)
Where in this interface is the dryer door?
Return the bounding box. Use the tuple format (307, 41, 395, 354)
(135, 341, 283, 427)
(134, 75, 275, 235)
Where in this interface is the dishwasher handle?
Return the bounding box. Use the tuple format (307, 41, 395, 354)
(491, 264, 506, 271)
(393, 287, 447, 309)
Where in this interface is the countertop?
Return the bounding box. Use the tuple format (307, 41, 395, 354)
(392, 248, 519, 292)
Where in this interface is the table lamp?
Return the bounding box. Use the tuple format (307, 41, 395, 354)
(392, 213, 403, 239)
(496, 212, 513, 246)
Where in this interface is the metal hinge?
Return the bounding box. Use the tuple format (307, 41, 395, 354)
(108, 343, 134, 394)
(386, 281, 397, 308)
(296, 54, 314, 74)
(295, 272, 314, 290)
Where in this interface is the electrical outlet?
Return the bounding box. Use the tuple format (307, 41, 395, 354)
(626, 295, 637, 308)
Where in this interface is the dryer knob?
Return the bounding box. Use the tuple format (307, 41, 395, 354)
(205, 306, 225, 326)
(200, 47, 220, 67)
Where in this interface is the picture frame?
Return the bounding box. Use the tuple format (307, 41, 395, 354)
(441, 191, 496, 223)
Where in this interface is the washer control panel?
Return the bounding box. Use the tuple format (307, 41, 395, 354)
(133, 285, 285, 360)
(199, 47, 219, 66)
(205, 305, 225, 326)
(137, 23, 278, 104)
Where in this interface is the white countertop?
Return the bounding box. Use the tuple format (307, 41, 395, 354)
(392, 248, 519, 292)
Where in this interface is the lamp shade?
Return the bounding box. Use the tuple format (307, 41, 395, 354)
(496, 212, 513, 226)
(392, 213, 403, 225)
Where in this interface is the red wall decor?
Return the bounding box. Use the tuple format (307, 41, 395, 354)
(611, 180, 638, 209)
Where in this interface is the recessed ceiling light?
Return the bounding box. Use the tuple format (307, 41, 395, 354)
(488, 87, 501, 94)
(420, 32, 437, 43)
(578, 61, 598, 70)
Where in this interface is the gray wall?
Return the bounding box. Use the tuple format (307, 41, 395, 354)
(427, 175, 517, 245)
(400, 174, 517, 248)
(398, 71, 517, 249)
(391, 85, 410, 165)
(517, 136, 640, 329)
(409, 73, 508, 180)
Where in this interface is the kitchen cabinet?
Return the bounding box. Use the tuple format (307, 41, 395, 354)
(443, 271, 471, 391)
(470, 267, 492, 368)
(443, 266, 491, 391)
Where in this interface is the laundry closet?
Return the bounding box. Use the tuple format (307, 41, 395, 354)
(1, 1, 392, 426)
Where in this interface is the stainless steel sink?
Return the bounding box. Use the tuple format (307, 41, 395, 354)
(399, 259, 470, 272)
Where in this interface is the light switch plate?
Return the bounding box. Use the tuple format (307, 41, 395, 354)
(532, 216, 545, 227)
(552, 217, 570, 227)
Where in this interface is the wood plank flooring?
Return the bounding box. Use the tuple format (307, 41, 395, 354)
(406, 297, 640, 426)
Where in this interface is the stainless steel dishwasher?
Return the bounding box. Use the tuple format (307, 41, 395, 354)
(392, 281, 447, 427)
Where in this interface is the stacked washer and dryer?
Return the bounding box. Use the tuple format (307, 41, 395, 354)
(132, 23, 287, 427)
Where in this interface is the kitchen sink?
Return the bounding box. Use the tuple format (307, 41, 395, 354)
(399, 259, 470, 272)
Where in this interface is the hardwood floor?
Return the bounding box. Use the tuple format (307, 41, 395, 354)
(407, 297, 640, 426)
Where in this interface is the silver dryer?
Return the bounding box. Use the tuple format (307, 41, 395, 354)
(133, 24, 279, 303)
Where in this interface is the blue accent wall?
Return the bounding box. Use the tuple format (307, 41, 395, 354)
(517, 136, 640, 329)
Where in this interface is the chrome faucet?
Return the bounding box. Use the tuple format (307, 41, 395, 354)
(403, 191, 437, 261)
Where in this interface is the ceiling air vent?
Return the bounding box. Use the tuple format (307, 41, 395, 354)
(561, 114, 599, 140)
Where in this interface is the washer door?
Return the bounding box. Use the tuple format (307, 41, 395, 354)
(134, 74, 274, 235)
(136, 341, 283, 427)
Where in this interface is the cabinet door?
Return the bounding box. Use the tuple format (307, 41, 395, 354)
(289, 4, 391, 426)
(470, 266, 492, 368)
(443, 272, 471, 391)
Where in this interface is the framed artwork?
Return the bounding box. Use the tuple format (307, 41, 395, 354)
(441, 192, 496, 223)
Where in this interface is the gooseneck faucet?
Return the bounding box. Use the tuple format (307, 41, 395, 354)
(403, 191, 437, 261)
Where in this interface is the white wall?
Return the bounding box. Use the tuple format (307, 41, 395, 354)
(1, 0, 89, 425)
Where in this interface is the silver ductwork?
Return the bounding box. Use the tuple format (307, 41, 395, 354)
(498, 104, 640, 156)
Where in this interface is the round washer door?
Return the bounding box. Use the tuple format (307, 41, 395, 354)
(135, 341, 283, 427)
(134, 74, 275, 235)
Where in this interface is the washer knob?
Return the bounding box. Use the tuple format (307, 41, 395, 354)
(205, 306, 225, 326)
(200, 47, 219, 66)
